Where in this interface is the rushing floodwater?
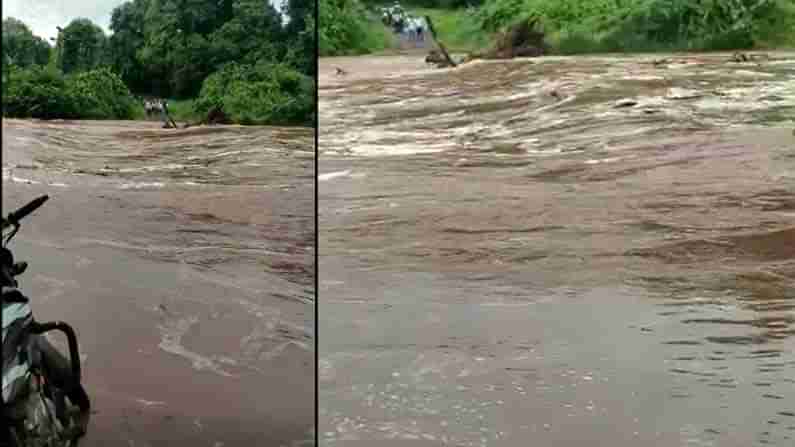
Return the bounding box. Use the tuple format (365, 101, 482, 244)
(2, 119, 315, 446)
(319, 52, 795, 446)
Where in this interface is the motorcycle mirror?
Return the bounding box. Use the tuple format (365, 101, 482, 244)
(12, 261, 27, 276)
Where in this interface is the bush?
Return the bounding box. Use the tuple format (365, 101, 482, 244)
(475, 0, 795, 53)
(65, 67, 137, 119)
(2, 65, 79, 119)
(2, 65, 137, 120)
(320, 0, 395, 56)
(412, 7, 491, 52)
(194, 62, 315, 126)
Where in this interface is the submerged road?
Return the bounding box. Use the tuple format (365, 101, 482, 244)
(319, 52, 795, 446)
(2, 119, 315, 446)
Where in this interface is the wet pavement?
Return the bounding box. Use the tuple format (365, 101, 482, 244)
(2, 119, 315, 446)
(319, 52, 795, 445)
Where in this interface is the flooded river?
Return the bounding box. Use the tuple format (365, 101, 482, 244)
(2, 120, 315, 446)
(319, 52, 795, 446)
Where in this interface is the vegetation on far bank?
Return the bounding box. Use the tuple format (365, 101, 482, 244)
(320, 0, 396, 56)
(476, 0, 795, 54)
(411, 7, 490, 52)
(324, 0, 795, 56)
(2, 0, 315, 126)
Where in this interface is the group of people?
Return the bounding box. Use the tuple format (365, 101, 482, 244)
(143, 98, 177, 128)
(143, 98, 167, 119)
(380, 2, 428, 44)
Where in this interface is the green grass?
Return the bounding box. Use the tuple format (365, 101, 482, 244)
(359, 19, 398, 54)
(411, 7, 491, 53)
(166, 98, 201, 122)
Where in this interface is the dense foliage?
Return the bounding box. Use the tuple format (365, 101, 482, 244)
(320, 0, 394, 55)
(194, 62, 315, 125)
(333, 0, 795, 53)
(65, 67, 138, 119)
(107, 0, 314, 99)
(476, 0, 795, 52)
(2, 65, 136, 120)
(360, 0, 485, 8)
(2, 0, 315, 126)
(56, 19, 109, 74)
(2, 19, 51, 69)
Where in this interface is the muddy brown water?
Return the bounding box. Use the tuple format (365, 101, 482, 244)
(2, 119, 315, 446)
(319, 52, 795, 445)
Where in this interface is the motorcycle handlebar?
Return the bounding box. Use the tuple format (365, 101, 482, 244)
(4, 195, 49, 227)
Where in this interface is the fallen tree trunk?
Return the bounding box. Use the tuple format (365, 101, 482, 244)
(425, 16, 548, 68)
(424, 15, 457, 68)
(477, 17, 547, 60)
(182, 106, 230, 129)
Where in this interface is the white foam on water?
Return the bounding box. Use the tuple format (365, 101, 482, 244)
(119, 182, 165, 189)
(11, 176, 40, 184)
(211, 150, 246, 158)
(135, 398, 166, 407)
(144, 163, 191, 171)
(157, 315, 236, 377)
(625, 75, 665, 81)
(349, 143, 449, 157)
(585, 157, 625, 165)
(318, 170, 352, 181)
(2, 168, 41, 185)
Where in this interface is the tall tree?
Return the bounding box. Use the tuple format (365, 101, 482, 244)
(2, 18, 51, 68)
(283, 0, 316, 75)
(109, 0, 150, 93)
(57, 18, 108, 74)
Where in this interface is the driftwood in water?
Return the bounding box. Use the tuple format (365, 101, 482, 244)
(477, 17, 547, 60)
(206, 106, 229, 125)
(182, 106, 230, 129)
(164, 114, 178, 129)
(425, 16, 548, 69)
(424, 15, 457, 68)
(425, 49, 448, 66)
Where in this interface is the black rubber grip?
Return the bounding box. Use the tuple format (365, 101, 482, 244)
(8, 195, 48, 223)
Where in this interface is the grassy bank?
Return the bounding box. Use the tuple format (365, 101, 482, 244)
(166, 99, 201, 123)
(411, 7, 491, 52)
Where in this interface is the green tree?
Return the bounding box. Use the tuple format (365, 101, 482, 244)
(208, 0, 285, 68)
(2, 18, 51, 68)
(109, 0, 150, 93)
(66, 67, 137, 119)
(194, 61, 314, 126)
(57, 18, 109, 74)
(2, 65, 79, 119)
(284, 0, 316, 75)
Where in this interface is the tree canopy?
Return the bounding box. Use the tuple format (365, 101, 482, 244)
(2, 0, 315, 126)
(108, 0, 314, 98)
(56, 18, 109, 74)
(2, 18, 51, 68)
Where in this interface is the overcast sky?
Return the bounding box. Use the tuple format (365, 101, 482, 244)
(2, 0, 284, 42)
